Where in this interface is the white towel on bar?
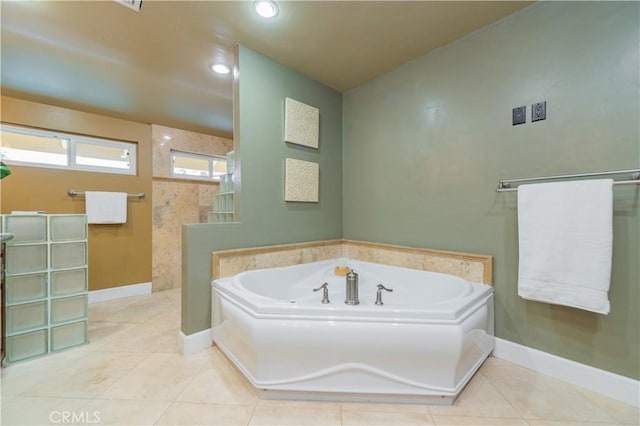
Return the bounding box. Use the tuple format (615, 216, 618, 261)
(517, 179, 613, 314)
(85, 191, 128, 224)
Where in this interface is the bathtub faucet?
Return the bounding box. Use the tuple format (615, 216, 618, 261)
(345, 271, 359, 305)
(375, 284, 394, 305)
(313, 282, 330, 304)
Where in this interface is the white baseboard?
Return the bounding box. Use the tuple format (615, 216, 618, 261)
(493, 337, 640, 408)
(178, 328, 212, 356)
(88, 282, 152, 304)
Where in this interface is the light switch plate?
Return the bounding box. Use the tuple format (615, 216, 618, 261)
(512, 106, 526, 126)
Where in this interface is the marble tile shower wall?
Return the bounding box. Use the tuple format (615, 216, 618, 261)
(151, 125, 233, 178)
(151, 125, 233, 291)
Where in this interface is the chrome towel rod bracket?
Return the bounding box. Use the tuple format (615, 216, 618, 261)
(68, 190, 145, 199)
(496, 169, 640, 192)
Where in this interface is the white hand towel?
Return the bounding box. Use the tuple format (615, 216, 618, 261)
(85, 191, 128, 224)
(517, 179, 613, 314)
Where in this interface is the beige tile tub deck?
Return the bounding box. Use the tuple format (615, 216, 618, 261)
(212, 239, 493, 284)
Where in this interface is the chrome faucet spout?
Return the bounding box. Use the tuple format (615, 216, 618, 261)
(375, 284, 393, 305)
(345, 271, 359, 305)
(313, 282, 330, 304)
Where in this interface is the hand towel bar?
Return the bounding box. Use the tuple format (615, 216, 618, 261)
(496, 169, 640, 192)
(68, 190, 145, 199)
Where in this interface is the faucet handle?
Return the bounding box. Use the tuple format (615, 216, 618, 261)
(313, 282, 329, 292)
(375, 284, 393, 306)
(377, 284, 393, 292)
(313, 282, 330, 304)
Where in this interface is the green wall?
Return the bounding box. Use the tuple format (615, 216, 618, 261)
(343, 2, 639, 379)
(182, 46, 343, 334)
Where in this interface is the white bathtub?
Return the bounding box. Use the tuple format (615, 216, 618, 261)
(211, 259, 494, 404)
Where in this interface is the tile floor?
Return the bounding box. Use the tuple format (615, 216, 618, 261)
(1, 289, 638, 426)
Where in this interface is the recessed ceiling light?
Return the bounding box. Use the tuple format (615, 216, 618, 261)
(254, 0, 278, 18)
(211, 64, 231, 75)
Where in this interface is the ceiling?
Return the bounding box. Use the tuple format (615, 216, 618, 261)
(0, 1, 532, 137)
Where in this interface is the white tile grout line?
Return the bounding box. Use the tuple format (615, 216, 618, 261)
(151, 399, 174, 425)
(470, 373, 525, 423)
(247, 403, 259, 426)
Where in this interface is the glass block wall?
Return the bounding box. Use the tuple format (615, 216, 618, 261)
(2, 214, 88, 364)
(209, 150, 235, 223)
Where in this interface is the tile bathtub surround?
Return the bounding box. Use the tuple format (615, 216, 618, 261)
(2, 288, 638, 426)
(212, 239, 492, 284)
(343, 240, 492, 284)
(212, 240, 344, 279)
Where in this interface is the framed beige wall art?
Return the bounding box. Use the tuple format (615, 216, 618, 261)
(284, 158, 319, 202)
(284, 97, 319, 149)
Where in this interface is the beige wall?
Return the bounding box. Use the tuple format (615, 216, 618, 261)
(151, 124, 232, 291)
(0, 99, 233, 293)
(0, 96, 153, 291)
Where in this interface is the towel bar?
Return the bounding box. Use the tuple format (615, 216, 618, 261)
(68, 190, 145, 199)
(497, 169, 640, 192)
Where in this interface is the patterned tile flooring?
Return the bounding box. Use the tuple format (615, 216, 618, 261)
(1, 289, 638, 425)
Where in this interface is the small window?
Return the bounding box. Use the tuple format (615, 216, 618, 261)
(75, 140, 132, 170)
(0, 124, 136, 175)
(171, 150, 226, 181)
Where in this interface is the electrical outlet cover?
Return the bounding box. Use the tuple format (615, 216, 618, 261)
(512, 106, 526, 126)
(532, 101, 546, 122)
